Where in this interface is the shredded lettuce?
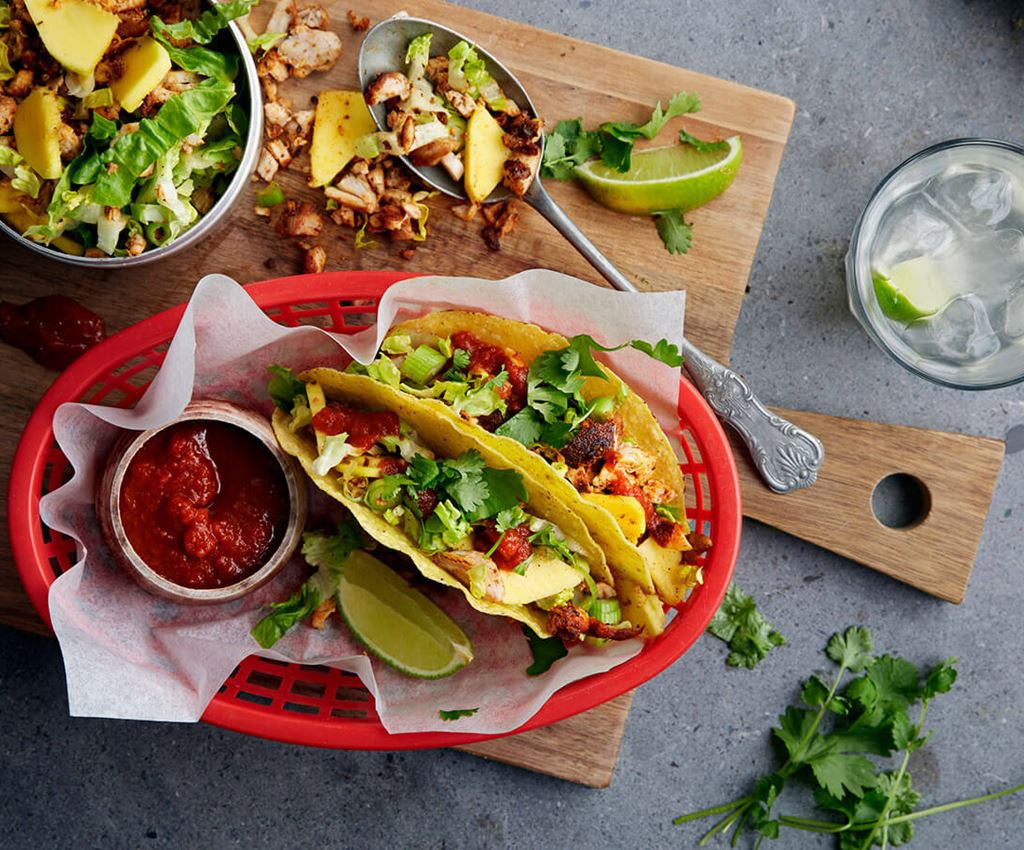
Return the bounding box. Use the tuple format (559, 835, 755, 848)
(0, 147, 43, 200)
(21, 165, 80, 243)
(312, 433, 358, 476)
(381, 335, 413, 355)
(91, 77, 235, 208)
(366, 355, 402, 388)
(151, 19, 239, 81)
(353, 132, 382, 160)
(446, 40, 508, 111)
(247, 31, 285, 54)
(405, 32, 433, 81)
(0, 2, 11, 28)
(82, 88, 114, 109)
(354, 215, 377, 249)
(0, 41, 14, 82)
(149, 0, 258, 45)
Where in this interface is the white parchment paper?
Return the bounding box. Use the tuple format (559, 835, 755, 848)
(41, 270, 685, 734)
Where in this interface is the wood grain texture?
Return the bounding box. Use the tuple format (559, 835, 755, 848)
(737, 409, 1005, 603)
(456, 691, 635, 788)
(0, 0, 795, 783)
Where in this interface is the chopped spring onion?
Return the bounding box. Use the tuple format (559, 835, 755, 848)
(588, 395, 616, 418)
(256, 181, 285, 207)
(400, 344, 448, 385)
(589, 598, 621, 626)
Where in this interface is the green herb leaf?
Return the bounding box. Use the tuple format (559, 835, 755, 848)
(707, 583, 786, 668)
(438, 707, 479, 721)
(677, 128, 729, 154)
(827, 625, 874, 672)
(149, 0, 258, 45)
(653, 209, 694, 255)
(495, 407, 545, 446)
(523, 625, 568, 675)
(267, 364, 306, 410)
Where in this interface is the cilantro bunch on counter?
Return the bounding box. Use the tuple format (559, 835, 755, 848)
(707, 583, 787, 669)
(674, 626, 1024, 848)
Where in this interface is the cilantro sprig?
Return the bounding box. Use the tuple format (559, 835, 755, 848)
(496, 334, 683, 450)
(707, 583, 786, 669)
(542, 91, 728, 254)
(250, 520, 362, 648)
(674, 626, 1024, 848)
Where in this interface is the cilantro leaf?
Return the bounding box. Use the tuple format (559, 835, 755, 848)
(267, 364, 306, 410)
(495, 408, 545, 446)
(523, 626, 568, 675)
(438, 707, 479, 721)
(923, 657, 958, 699)
(678, 128, 729, 154)
(452, 348, 471, 370)
(629, 338, 685, 368)
(707, 583, 786, 668)
(827, 626, 874, 672)
(653, 209, 694, 255)
(598, 91, 702, 170)
(541, 118, 603, 180)
(250, 581, 319, 649)
(808, 753, 879, 800)
(495, 506, 529, 532)
(471, 468, 528, 521)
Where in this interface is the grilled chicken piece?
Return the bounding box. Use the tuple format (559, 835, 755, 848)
(365, 71, 411, 105)
(96, 0, 147, 12)
(0, 96, 16, 134)
(424, 56, 476, 118)
(265, 0, 296, 36)
(310, 596, 336, 629)
(547, 603, 643, 643)
(57, 124, 82, 160)
(502, 113, 543, 196)
(7, 69, 33, 99)
(409, 138, 458, 167)
(325, 172, 378, 213)
(561, 419, 618, 469)
(432, 550, 504, 602)
(304, 245, 327, 274)
(295, 5, 329, 29)
(451, 202, 478, 222)
(346, 9, 370, 31)
(481, 201, 520, 251)
(257, 50, 291, 83)
(256, 147, 280, 182)
(278, 202, 324, 238)
(277, 26, 342, 78)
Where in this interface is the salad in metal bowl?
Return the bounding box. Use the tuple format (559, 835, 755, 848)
(0, 0, 257, 259)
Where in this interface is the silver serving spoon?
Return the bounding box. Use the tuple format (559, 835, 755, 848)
(358, 16, 824, 493)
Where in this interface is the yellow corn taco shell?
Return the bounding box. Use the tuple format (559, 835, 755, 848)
(390, 311, 693, 607)
(273, 369, 615, 638)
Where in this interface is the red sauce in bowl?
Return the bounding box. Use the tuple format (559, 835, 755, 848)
(118, 420, 290, 590)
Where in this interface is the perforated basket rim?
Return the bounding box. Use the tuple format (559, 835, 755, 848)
(9, 271, 742, 750)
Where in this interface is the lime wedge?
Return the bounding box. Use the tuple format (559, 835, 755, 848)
(337, 550, 473, 678)
(872, 256, 958, 322)
(574, 136, 742, 216)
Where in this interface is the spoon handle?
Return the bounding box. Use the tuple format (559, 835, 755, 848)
(525, 182, 639, 292)
(524, 181, 824, 494)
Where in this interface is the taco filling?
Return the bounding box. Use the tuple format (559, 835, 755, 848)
(352, 328, 693, 554)
(271, 367, 640, 643)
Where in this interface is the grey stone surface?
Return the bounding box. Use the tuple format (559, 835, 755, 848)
(3, 1, 1024, 847)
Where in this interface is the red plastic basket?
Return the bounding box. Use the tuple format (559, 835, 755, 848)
(9, 270, 741, 749)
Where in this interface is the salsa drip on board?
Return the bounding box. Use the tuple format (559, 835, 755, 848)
(0, 295, 106, 370)
(119, 421, 290, 589)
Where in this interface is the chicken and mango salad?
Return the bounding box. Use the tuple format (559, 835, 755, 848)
(362, 33, 543, 205)
(0, 0, 255, 257)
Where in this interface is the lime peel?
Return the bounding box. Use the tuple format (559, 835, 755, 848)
(872, 256, 958, 323)
(337, 550, 473, 679)
(574, 136, 742, 216)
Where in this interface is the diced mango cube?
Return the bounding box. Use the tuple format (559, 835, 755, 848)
(582, 493, 646, 544)
(13, 88, 63, 180)
(464, 107, 508, 203)
(111, 38, 172, 114)
(24, 0, 119, 77)
(309, 91, 377, 187)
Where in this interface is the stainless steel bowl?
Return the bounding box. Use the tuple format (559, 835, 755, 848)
(0, 21, 263, 268)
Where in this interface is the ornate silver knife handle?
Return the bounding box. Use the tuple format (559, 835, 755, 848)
(679, 338, 824, 493)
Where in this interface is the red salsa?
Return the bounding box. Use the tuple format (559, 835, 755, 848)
(312, 403, 399, 451)
(119, 421, 290, 590)
(477, 521, 534, 570)
(0, 295, 106, 370)
(450, 331, 529, 417)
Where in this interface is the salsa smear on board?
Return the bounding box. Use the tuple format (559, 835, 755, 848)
(0, 295, 106, 370)
(119, 421, 290, 590)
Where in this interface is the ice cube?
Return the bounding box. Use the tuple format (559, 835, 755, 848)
(902, 294, 1001, 364)
(1002, 284, 1024, 340)
(871, 192, 958, 271)
(928, 164, 1013, 230)
(947, 228, 1024, 305)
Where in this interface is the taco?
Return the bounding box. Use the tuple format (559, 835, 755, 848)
(350, 311, 705, 612)
(270, 367, 653, 641)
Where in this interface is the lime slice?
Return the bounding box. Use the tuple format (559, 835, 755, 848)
(872, 256, 958, 322)
(574, 136, 742, 216)
(337, 550, 473, 678)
